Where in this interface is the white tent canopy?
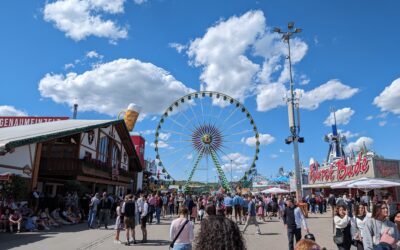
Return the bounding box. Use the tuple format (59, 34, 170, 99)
(330, 177, 370, 189)
(261, 187, 290, 194)
(330, 177, 400, 191)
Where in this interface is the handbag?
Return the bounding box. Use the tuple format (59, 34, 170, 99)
(169, 219, 189, 249)
(333, 234, 344, 245)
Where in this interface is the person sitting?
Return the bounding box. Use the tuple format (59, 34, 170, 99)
(0, 208, 10, 232)
(194, 214, 245, 250)
(51, 208, 72, 225)
(62, 206, 80, 224)
(43, 208, 59, 227)
(9, 209, 22, 233)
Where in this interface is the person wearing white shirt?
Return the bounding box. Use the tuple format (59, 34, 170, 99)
(140, 195, 149, 243)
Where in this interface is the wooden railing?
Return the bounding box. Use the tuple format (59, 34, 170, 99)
(39, 157, 135, 181)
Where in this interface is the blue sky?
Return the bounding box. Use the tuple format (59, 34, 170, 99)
(1, 0, 399, 182)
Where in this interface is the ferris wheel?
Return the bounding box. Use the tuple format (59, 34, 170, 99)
(154, 91, 260, 192)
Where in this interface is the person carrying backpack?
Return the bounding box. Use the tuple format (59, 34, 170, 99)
(122, 194, 137, 245)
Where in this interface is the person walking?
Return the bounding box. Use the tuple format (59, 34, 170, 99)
(242, 195, 261, 235)
(170, 207, 194, 250)
(87, 193, 100, 229)
(122, 194, 137, 245)
(224, 193, 233, 219)
(283, 197, 309, 250)
(233, 192, 242, 224)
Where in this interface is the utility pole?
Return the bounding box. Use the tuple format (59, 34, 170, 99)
(273, 22, 305, 202)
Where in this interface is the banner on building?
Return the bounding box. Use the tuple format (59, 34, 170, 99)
(0, 116, 69, 128)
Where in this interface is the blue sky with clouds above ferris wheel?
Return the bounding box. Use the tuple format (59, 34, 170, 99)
(1, 0, 400, 181)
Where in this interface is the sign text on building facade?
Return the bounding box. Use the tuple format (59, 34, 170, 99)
(0, 116, 69, 128)
(309, 153, 372, 184)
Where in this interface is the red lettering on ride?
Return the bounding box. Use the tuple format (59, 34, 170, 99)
(309, 153, 370, 184)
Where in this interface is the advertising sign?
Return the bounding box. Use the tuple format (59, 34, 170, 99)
(0, 116, 69, 128)
(309, 152, 374, 184)
(130, 135, 145, 169)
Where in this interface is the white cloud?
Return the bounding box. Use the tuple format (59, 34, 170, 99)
(133, 0, 147, 4)
(279, 149, 285, 153)
(256, 83, 286, 111)
(64, 63, 74, 70)
(43, 0, 127, 42)
(270, 154, 278, 159)
(158, 132, 171, 141)
(186, 154, 193, 160)
(151, 116, 158, 121)
(365, 115, 374, 121)
(376, 112, 388, 119)
(346, 137, 374, 152)
(150, 140, 169, 148)
(242, 133, 275, 146)
(86, 50, 103, 59)
(339, 130, 359, 139)
(169, 43, 187, 53)
(221, 152, 250, 172)
(187, 10, 264, 103)
(39, 58, 194, 117)
(257, 80, 358, 112)
(138, 129, 155, 135)
(323, 107, 355, 126)
(180, 10, 358, 112)
(299, 80, 359, 110)
(378, 121, 387, 127)
(0, 106, 27, 116)
(373, 78, 400, 114)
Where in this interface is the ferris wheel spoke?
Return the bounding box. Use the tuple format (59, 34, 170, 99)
(166, 139, 192, 144)
(222, 117, 248, 134)
(188, 101, 203, 128)
(159, 147, 187, 158)
(166, 148, 195, 172)
(161, 129, 191, 138)
(221, 106, 239, 127)
(167, 116, 194, 134)
(223, 129, 254, 138)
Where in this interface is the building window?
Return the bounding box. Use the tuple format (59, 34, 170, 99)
(99, 136, 109, 163)
(111, 143, 121, 169)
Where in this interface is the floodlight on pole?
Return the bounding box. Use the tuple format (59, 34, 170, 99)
(273, 21, 304, 202)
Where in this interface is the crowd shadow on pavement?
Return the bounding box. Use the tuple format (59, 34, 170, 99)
(0, 222, 88, 249)
(137, 239, 170, 247)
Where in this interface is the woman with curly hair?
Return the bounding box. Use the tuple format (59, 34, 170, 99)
(194, 215, 246, 250)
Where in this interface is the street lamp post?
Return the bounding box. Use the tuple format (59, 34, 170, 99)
(273, 22, 305, 202)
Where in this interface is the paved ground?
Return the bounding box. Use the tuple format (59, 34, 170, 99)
(0, 211, 352, 250)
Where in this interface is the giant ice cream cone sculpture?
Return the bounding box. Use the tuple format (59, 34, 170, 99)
(120, 103, 141, 132)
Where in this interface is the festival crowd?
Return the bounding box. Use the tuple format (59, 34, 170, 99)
(2, 188, 400, 250)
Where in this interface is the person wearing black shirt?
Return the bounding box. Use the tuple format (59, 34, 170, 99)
(97, 192, 112, 229)
(283, 198, 309, 250)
